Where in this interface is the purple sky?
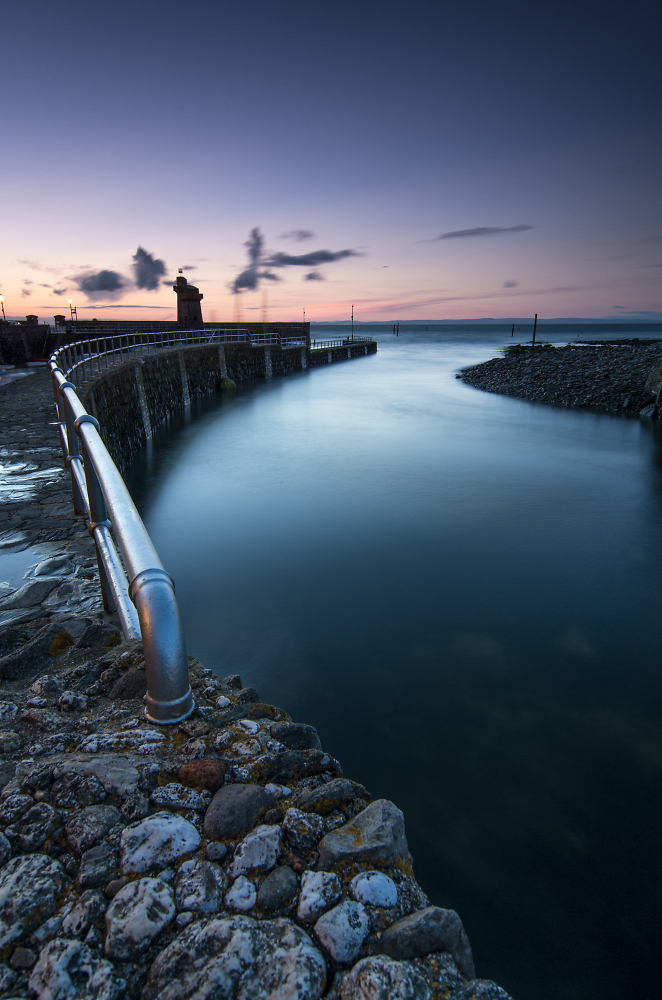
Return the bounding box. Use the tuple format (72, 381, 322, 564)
(2, 0, 661, 322)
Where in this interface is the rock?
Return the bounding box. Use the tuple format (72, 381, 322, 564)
(644, 362, 662, 396)
(0, 578, 61, 611)
(231, 824, 281, 877)
(30, 674, 64, 696)
(10, 944, 37, 969)
(236, 686, 260, 704)
(219, 673, 243, 691)
(28, 938, 124, 1000)
(79, 728, 166, 753)
(76, 624, 121, 649)
(61, 889, 107, 938)
(257, 865, 298, 911)
(52, 758, 140, 798)
(264, 806, 284, 824)
(0, 832, 11, 867)
(0, 793, 34, 824)
(203, 783, 276, 840)
(105, 877, 175, 959)
(143, 915, 326, 1000)
(34, 555, 74, 577)
(314, 900, 370, 963)
(120, 792, 150, 823)
(338, 956, 429, 1000)
(65, 804, 122, 856)
(104, 877, 129, 899)
(108, 668, 147, 700)
(51, 772, 107, 810)
(150, 783, 211, 812)
(20, 707, 60, 730)
(178, 758, 228, 791)
(205, 841, 227, 862)
(57, 690, 89, 712)
(234, 750, 343, 785)
(77, 843, 119, 888)
(270, 722, 322, 751)
(174, 860, 227, 912)
(0, 623, 67, 680)
(640, 402, 657, 418)
(0, 854, 69, 949)
(297, 778, 370, 815)
(297, 870, 342, 924)
(378, 907, 475, 978)
(5, 801, 61, 851)
(0, 701, 19, 721)
(282, 807, 324, 850)
(0, 960, 16, 994)
(349, 871, 398, 908)
(120, 811, 200, 874)
(225, 875, 257, 912)
(265, 783, 292, 799)
(317, 800, 407, 869)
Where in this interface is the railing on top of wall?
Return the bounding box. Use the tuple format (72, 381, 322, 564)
(311, 336, 374, 349)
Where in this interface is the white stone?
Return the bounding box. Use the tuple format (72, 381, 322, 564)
(79, 729, 165, 753)
(120, 811, 200, 874)
(231, 824, 281, 877)
(232, 739, 261, 758)
(0, 854, 69, 949)
(150, 783, 211, 812)
(297, 870, 342, 924)
(216, 695, 231, 708)
(29, 938, 124, 1000)
(314, 900, 370, 963)
(224, 876, 257, 912)
(175, 860, 227, 913)
(283, 808, 324, 850)
(349, 871, 398, 908)
(105, 877, 175, 959)
(142, 915, 326, 1000)
(265, 783, 292, 799)
(237, 719, 259, 734)
(338, 956, 430, 1000)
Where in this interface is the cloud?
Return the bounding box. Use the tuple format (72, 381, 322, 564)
(132, 247, 166, 291)
(23, 279, 33, 286)
(502, 280, 518, 288)
(279, 229, 315, 241)
(52, 288, 67, 296)
(268, 249, 361, 267)
(76, 269, 126, 298)
(181, 265, 197, 271)
(305, 271, 324, 281)
(21, 289, 31, 297)
(424, 225, 534, 241)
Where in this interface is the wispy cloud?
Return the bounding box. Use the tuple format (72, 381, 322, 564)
(304, 271, 324, 281)
(422, 225, 534, 241)
(268, 249, 360, 267)
(231, 228, 361, 293)
(502, 280, 518, 288)
(279, 229, 315, 241)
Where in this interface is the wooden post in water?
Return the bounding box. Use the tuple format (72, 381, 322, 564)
(532, 313, 538, 346)
(512, 324, 514, 337)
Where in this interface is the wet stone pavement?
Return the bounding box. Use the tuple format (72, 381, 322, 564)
(0, 371, 513, 1000)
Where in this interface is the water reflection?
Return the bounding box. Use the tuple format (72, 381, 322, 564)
(125, 331, 662, 1000)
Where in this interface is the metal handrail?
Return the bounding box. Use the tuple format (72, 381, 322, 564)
(49, 352, 195, 726)
(310, 336, 375, 350)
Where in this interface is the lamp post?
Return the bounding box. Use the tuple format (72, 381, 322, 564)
(0, 295, 5, 322)
(68, 298, 77, 321)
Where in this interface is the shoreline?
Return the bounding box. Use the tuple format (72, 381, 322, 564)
(458, 340, 662, 418)
(0, 372, 512, 1000)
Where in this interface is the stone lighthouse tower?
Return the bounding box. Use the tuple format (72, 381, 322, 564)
(173, 272, 203, 328)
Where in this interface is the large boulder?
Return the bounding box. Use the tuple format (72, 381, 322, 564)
(338, 956, 429, 1000)
(0, 855, 69, 948)
(29, 938, 124, 1000)
(317, 799, 407, 869)
(203, 783, 276, 840)
(120, 812, 200, 874)
(65, 804, 121, 856)
(378, 906, 475, 979)
(142, 915, 326, 1000)
(105, 877, 175, 959)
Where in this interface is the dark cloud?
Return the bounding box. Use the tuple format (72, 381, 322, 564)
(52, 288, 67, 296)
(502, 280, 518, 288)
(304, 271, 324, 281)
(76, 270, 126, 298)
(279, 230, 315, 241)
(21, 289, 31, 297)
(181, 265, 197, 271)
(132, 247, 166, 291)
(424, 225, 534, 241)
(268, 249, 360, 267)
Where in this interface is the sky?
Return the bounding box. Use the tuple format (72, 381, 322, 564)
(2, 0, 661, 323)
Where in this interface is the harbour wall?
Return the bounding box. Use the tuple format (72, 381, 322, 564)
(83, 340, 376, 471)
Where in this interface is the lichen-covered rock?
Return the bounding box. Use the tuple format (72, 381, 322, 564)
(142, 915, 326, 1000)
(203, 783, 276, 840)
(28, 937, 124, 1000)
(317, 799, 407, 869)
(257, 865, 298, 911)
(150, 783, 211, 812)
(270, 722, 322, 750)
(224, 875, 257, 912)
(0, 854, 69, 949)
(5, 801, 61, 852)
(282, 807, 324, 850)
(0, 832, 10, 868)
(61, 889, 107, 938)
(51, 772, 107, 810)
(0, 792, 34, 824)
(104, 877, 175, 959)
(77, 842, 118, 888)
(350, 871, 398, 908)
(297, 870, 342, 924)
(57, 690, 89, 712)
(234, 750, 342, 785)
(65, 804, 121, 856)
(297, 778, 370, 815)
(339, 956, 430, 999)
(174, 860, 227, 912)
(178, 758, 227, 791)
(314, 900, 370, 963)
(379, 906, 475, 979)
(231, 823, 281, 877)
(120, 811, 200, 874)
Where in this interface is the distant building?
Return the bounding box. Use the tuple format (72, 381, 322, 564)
(173, 275, 203, 328)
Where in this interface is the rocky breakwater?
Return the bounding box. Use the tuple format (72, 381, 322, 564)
(0, 635, 514, 1000)
(458, 340, 662, 417)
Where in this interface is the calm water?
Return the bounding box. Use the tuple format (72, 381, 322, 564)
(126, 330, 662, 1000)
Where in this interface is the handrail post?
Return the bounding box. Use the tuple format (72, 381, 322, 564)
(60, 383, 86, 515)
(76, 414, 116, 615)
